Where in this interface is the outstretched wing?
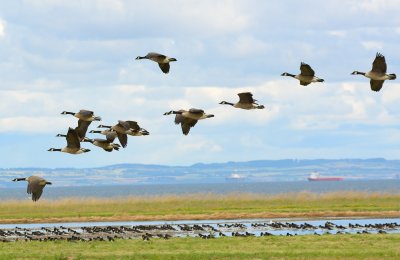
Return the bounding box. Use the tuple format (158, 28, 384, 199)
(181, 118, 198, 135)
(158, 63, 170, 74)
(237, 92, 254, 104)
(371, 53, 387, 73)
(117, 133, 128, 148)
(126, 121, 140, 131)
(75, 120, 91, 139)
(189, 108, 204, 114)
(66, 128, 81, 149)
(370, 79, 384, 92)
(79, 110, 94, 117)
(300, 62, 315, 77)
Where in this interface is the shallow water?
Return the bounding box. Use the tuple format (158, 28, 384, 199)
(2, 180, 399, 200)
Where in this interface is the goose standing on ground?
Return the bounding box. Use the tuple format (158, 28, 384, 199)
(48, 128, 91, 154)
(61, 109, 102, 121)
(351, 53, 396, 92)
(56, 119, 92, 141)
(135, 52, 177, 74)
(219, 92, 265, 110)
(281, 63, 324, 86)
(97, 121, 149, 148)
(163, 108, 214, 135)
(12, 176, 52, 202)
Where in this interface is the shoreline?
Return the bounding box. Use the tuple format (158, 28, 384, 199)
(2, 211, 399, 224)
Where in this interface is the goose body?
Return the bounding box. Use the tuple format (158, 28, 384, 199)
(48, 128, 90, 154)
(12, 176, 52, 201)
(351, 53, 396, 92)
(164, 108, 214, 135)
(61, 109, 101, 121)
(219, 92, 265, 110)
(281, 63, 324, 86)
(83, 136, 120, 152)
(135, 52, 177, 74)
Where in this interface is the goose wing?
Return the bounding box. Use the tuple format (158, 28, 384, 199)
(371, 53, 387, 73)
(126, 121, 140, 131)
(78, 110, 94, 117)
(117, 133, 128, 148)
(181, 118, 198, 135)
(189, 108, 204, 114)
(66, 128, 81, 149)
(27, 177, 45, 202)
(370, 79, 384, 92)
(237, 92, 255, 104)
(300, 62, 315, 77)
(158, 63, 170, 74)
(147, 52, 166, 59)
(105, 132, 117, 142)
(75, 120, 91, 139)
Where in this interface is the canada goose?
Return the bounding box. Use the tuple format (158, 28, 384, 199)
(351, 53, 396, 92)
(12, 176, 52, 202)
(135, 52, 177, 74)
(97, 121, 149, 148)
(163, 108, 214, 135)
(83, 135, 121, 152)
(48, 128, 91, 154)
(61, 109, 101, 121)
(56, 119, 92, 141)
(281, 63, 324, 86)
(219, 92, 265, 110)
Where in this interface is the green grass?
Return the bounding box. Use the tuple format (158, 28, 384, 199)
(0, 234, 399, 259)
(0, 192, 399, 222)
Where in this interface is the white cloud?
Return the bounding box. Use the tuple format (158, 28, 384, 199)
(0, 19, 5, 37)
(361, 41, 383, 50)
(328, 30, 347, 38)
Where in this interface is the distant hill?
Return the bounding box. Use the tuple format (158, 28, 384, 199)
(1, 158, 399, 187)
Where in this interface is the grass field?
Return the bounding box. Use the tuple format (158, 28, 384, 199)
(0, 191, 399, 223)
(0, 234, 399, 259)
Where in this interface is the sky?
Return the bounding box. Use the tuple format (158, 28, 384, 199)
(1, 0, 400, 168)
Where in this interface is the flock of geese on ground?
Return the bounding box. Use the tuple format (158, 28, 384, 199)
(11, 52, 397, 201)
(1, 221, 399, 242)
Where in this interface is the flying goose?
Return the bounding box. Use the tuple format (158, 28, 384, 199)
(281, 63, 324, 86)
(48, 128, 91, 154)
(219, 92, 265, 110)
(56, 119, 92, 141)
(61, 109, 102, 121)
(83, 134, 121, 152)
(351, 53, 396, 92)
(135, 52, 177, 74)
(12, 176, 52, 202)
(97, 121, 149, 148)
(163, 108, 214, 135)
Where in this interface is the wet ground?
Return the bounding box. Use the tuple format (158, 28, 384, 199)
(1, 218, 399, 242)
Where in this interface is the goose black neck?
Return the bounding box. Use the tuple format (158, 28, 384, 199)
(46, 182, 52, 185)
(221, 101, 234, 106)
(13, 178, 26, 182)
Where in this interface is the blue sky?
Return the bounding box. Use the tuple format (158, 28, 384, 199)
(0, 0, 400, 168)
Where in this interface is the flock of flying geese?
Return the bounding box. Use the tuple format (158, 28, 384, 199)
(12, 52, 397, 201)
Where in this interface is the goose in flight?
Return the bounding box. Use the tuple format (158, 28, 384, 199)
(83, 134, 121, 152)
(56, 119, 92, 141)
(48, 128, 91, 154)
(351, 52, 396, 92)
(61, 109, 101, 121)
(12, 176, 52, 202)
(219, 92, 265, 110)
(97, 120, 149, 148)
(135, 52, 177, 74)
(281, 63, 324, 86)
(163, 108, 214, 135)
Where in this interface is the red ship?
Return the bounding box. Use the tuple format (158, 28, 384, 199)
(307, 172, 344, 181)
